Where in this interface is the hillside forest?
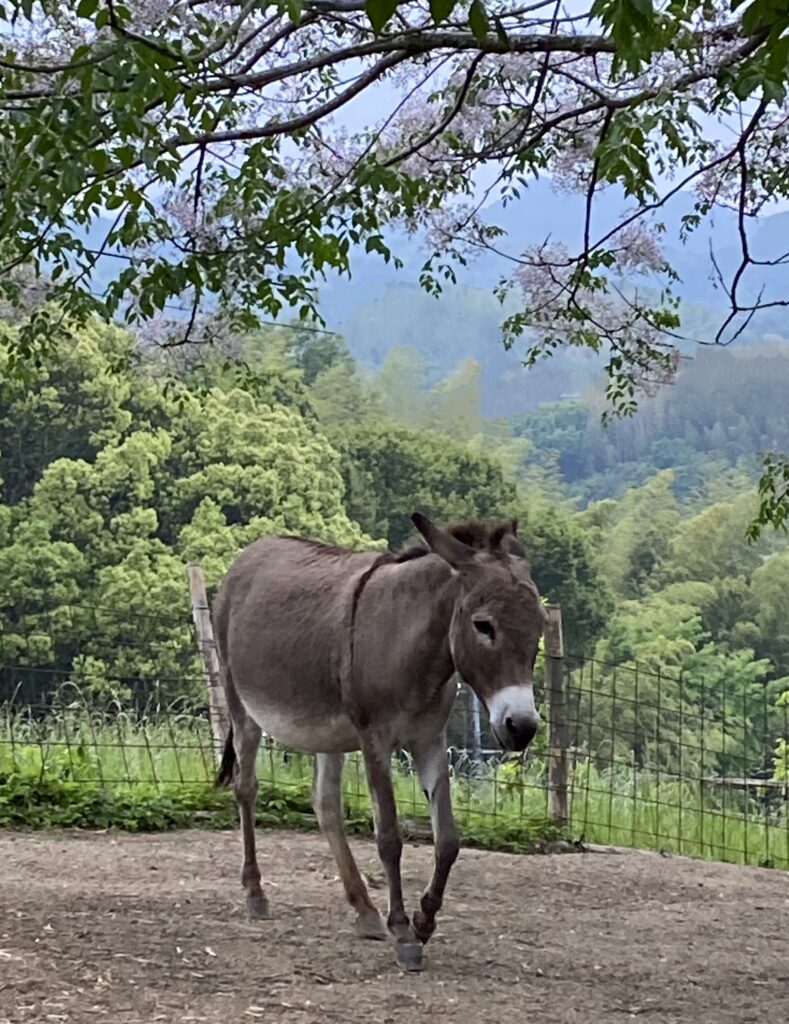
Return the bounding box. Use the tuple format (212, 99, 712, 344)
(0, 320, 787, 785)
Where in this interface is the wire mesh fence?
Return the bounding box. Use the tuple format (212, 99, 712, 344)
(1, 601, 787, 868)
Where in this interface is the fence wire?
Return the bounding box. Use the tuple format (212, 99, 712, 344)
(0, 604, 786, 869)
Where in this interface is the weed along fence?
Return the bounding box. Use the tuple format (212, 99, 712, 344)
(1, 566, 787, 870)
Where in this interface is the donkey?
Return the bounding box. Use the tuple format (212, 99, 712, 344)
(213, 512, 546, 971)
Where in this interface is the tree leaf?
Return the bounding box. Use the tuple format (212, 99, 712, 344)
(366, 0, 399, 33)
(493, 14, 510, 46)
(429, 0, 458, 23)
(628, 0, 653, 17)
(468, 0, 490, 40)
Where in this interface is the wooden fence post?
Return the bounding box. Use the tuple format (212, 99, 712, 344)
(545, 604, 569, 829)
(470, 688, 482, 761)
(186, 562, 229, 763)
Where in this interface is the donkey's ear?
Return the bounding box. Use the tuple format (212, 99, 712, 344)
(411, 512, 476, 569)
(491, 518, 527, 558)
(491, 518, 518, 545)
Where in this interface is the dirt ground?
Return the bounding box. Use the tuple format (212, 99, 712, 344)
(1, 829, 788, 1024)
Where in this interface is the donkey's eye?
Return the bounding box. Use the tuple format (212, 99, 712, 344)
(473, 619, 495, 641)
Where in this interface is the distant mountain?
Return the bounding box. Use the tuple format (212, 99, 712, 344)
(313, 180, 788, 413)
(318, 178, 789, 335)
(57, 180, 789, 415)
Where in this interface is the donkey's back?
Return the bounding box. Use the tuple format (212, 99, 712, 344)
(212, 535, 381, 753)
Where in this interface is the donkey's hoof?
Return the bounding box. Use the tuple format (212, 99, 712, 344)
(355, 910, 387, 941)
(246, 894, 272, 921)
(412, 910, 435, 945)
(395, 942, 425, 972)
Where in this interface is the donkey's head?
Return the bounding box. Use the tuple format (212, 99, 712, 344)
(411, 512, 547, 752)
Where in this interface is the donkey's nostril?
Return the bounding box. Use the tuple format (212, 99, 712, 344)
(501, 713, 539, 751)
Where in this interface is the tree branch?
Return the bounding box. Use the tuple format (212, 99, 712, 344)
(179, 51, 408, 146)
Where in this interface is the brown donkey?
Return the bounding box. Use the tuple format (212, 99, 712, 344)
(213, 513, 546, 971)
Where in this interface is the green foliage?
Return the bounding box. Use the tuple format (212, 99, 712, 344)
(666, 493, 777, 584)
(309, 360, 378, 428)
(751, 551, 789, 679)
(0, 773, 234, 832)
(0, 309, 786, 870)
(511, 400, 591, 482)
(515, 498, 612, 655)
(366, 0, 400, 33)
(749, 451, 789, 542)
(336, 417, 517, 548)
(428, 358, 484, 441)
(731, 0, 789, 102)
(510, 346, 789, 509)
(0, 321, 136, 505)
(773, 691, 789, 782)
(590, 0, 658, 75)
(697, 577, 762, 655)
(287, 329, 356, 388)
(163, 384, 371, 572)
(0, 319, 376, 702)
(2, 710, 786, 869)
(371, 345, 486, 442)
(577, 469, 681, 598)
(374, 345, 431, 426)
(183, 332, 319, 424)
(550, 436, 789, 782)
(578, 579, 789, 776)
(567, 764, 788, 869)
(0, 707, 554, 850)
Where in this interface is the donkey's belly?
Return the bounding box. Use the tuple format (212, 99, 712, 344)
(240, 694, 360, 754)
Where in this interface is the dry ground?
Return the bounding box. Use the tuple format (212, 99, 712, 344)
(1, 829, 788, 1024)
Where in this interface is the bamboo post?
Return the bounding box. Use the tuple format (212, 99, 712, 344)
(470, 688, 482, 761)
(186, 562, 229, 762)
(545, 604, 569, 828)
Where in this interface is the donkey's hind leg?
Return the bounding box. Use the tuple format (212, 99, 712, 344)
(216, 687, 270, 923)
(313, 753, 387, 941)
(231, 718, 270, 920)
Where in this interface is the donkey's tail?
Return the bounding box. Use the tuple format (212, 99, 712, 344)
(215, 726, 235, 787)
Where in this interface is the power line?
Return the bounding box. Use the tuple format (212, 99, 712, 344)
(81, 284, 342, 337)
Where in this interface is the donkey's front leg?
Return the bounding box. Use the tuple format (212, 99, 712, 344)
(359, 735, 423, 971)
(409, 731, 460, 945)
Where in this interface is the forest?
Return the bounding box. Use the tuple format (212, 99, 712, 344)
(0, 316, 787, 793)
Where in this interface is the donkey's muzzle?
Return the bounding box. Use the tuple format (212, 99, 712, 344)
(502, 713, 539, 751)
(488, 685, 540, 752)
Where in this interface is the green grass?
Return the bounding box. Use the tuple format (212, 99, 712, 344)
(1, 708, 787, 869)
(567, 764, 789, 869)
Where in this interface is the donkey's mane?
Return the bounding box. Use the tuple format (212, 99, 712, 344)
(285, 518, 524, 564)
(394, 518, 525, 563)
